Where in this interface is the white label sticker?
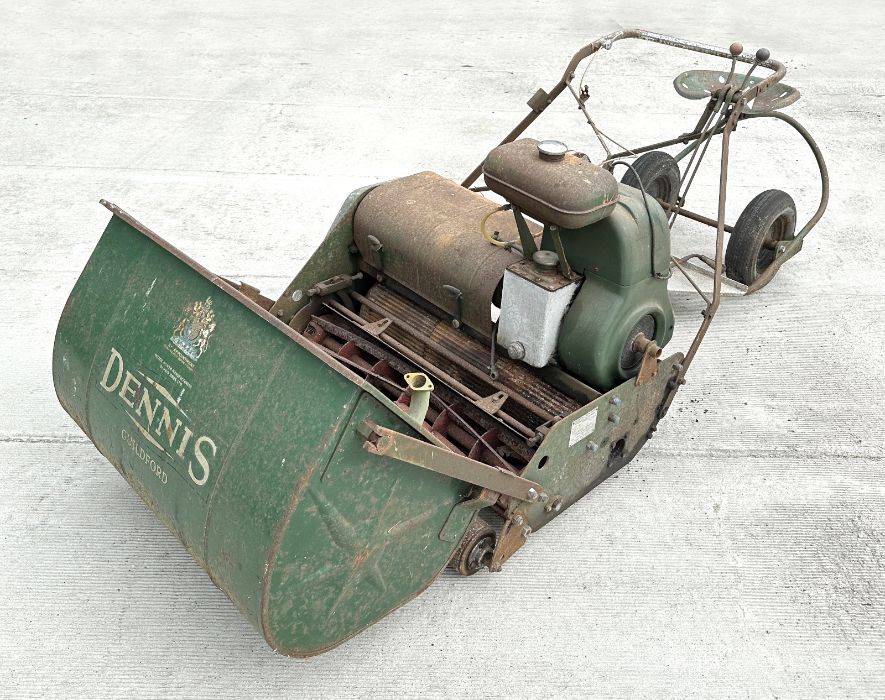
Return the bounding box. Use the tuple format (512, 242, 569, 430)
(569, 407, 598, 446)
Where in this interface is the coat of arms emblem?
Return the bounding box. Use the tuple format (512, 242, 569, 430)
(171, 296, 217, 361)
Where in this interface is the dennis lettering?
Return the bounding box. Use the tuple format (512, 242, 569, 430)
(100, 347, 217, 487)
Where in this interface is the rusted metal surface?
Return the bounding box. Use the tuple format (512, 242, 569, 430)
(473, 391, 509, 415)
(487, 516, 529, 572)
(360, 284, 581, 423)
(353, 288, 564, 423)
(449, 516, 496, 576)
(633, 333, 662, 386)
(482, 139, 619, 229)
(360, 421, 545, 503)
(303, 312, 535, 466)
(220, 279, 275, 310)
(461, 29, 786, 189)
(352, 171, 522, 337)
(657, 200, 735, 233)
(322, 297, 540, 441)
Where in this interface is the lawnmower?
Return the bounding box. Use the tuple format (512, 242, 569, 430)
(53, 28, 828, 656)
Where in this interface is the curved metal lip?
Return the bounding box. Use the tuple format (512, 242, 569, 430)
(481, 170, 620, 218)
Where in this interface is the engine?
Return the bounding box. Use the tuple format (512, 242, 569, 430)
(352, 138, 674, 391)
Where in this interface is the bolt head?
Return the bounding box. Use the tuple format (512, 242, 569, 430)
(608, 414, 621, 425)
(521, 525, 532, 538)
(291, 289, 303, 302)
(545, 497, 563, 513)
(586, 440, 599, 452)
(376, 435, 392, 450)
(610, 396, 622, 407)
(507, 341, 526, 361)
(539, 491, 549, 504)
(512, 514, 525, 526)
(526, 487, 538, 502)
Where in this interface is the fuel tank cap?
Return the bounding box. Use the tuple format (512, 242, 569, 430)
(532, 250, 560, 271)
(537, 139, 568, 160)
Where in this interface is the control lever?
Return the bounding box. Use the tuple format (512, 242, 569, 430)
(737, 47, 771, 92)
(723, 41, 743, 85)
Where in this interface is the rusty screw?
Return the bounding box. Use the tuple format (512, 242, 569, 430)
(545, 497, 563, 513)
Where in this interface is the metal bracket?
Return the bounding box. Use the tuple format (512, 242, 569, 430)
(359, 420, 546, 503)
(488, 322, 500, 380)
(474, 391, 508, 415)
(438, 489, 497, 543)
(366, 235, 384, 270)
(633, 333, 662, 386)
(307, 272, 362, 298)
(746, 237, 803, 294)
(527, 88, 550, 113)
(511, 206, 539, 257)
(488, 514, 529, 572)
(441, 284, 464, 329)
(546, 225, 574, 279)
(362, 317, 392, 337)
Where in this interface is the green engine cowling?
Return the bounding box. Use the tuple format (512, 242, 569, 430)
(555, 183, 674, 389)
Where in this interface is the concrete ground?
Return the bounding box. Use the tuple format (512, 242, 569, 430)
(1, 1, 883, 697)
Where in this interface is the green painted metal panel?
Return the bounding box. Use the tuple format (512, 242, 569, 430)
(53, 206, 475, 655)
(262, 393, 473, 655)
(517, 352, 684, 531)
(553, 184, 675, 389)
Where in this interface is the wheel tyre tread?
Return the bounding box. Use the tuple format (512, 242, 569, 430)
(620, 151, 681, 207)
(725, 189, 797, 285)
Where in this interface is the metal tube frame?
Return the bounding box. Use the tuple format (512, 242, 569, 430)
(460, 28, 828, 379)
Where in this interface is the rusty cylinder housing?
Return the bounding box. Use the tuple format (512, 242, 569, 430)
(352, 172, 523, 338)
(482, 138, 620, 229)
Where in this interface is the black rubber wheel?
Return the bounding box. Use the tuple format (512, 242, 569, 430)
(725, 189, 797, 285)
(620, 151, 681, 208)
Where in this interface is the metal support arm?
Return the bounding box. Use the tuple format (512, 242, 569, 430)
(359, 421, 546, 503)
